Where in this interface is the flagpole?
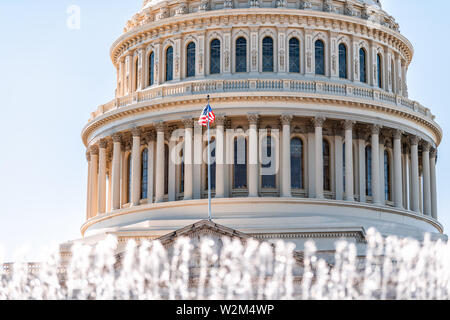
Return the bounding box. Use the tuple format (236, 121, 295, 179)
(207, 95, 212, 222)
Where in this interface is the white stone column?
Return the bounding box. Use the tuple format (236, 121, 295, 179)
(430, 149, 438, 219)
(393, 130, 403, 208)
(126, 53, 133, 95)
(97, 139, 107, 214)
(155, 123, 165, 203)
(248, 114, 259, 197)
(131, 128, 142, 206)
(86, 152, 92, 220)
(168, 127, 176, 201)
(313, 117, 325, 199)
(111, 133, 122, 210)
(193, 122, 203, 199)
(422, 143, 432, 216)
(357, 130, 368, 203)
(410, 136, 420, 213)
(344, 121, 355, 201)
(281, 115, 293, 197)
(183, 119, 194, 200)
(371, 125, 381, 205)
(215, 117, 226, 198)
(146, 131, 156, 203)
(379, 135, 386, 204)
(334, 129, 344, 201)
(90, 146, 99, 217)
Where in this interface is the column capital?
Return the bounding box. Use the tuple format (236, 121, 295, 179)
(182, 118, 194, 128)
(145, 130, 156, 142)
(280, 115, 293, 126)
(90, 145, 99, 156)
(247, 114, 260, 125)
(343, 120, 355, 131)
(430, 148, 437, 158)
(99, 139, 108, 149)
(312, 116, 326, 128)
(154, 122, 166, 133)
(357, 128, 370, 141)
(393, 129, 404, 140)
(410, 135, 420, 146)
(422, 142, 431, 153)
(112, 132, 122, 143)
(371, 124, 381, 135)
(131, 127, 142, 137)
(215, 116, 227, 126)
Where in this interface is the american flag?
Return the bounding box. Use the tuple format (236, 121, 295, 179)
(198, 103, 215, 126)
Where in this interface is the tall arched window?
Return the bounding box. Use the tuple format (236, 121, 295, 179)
(323, 139, 331, 191)
(210, 39, 221, 75)
(291, 138, 304, 189)
(179, 148, 184, 194)
(315, 40, 325, 75)
(134, 58, 139, 92)
(205, 138, 216, 191)
(233, 136, 247, 189)
(164, 144, 169, 195)
(360, 48, 367, 83)
(235, 37, 247, 73)
(165, 46, 173, 82)
(261, 134, 276, 189)
(365, 146, 372, 197)
(339, 43, 347, 79)
(262, 37, 274, 72)
(127, 154, 132, 203)
(141, 148, 148, 200)
(186, 42, 196, 78)
(148, 52, 154, 86)
(377, 53, 383, 88)
(384, 150, 391, 201)
(289, 38, 300, 73)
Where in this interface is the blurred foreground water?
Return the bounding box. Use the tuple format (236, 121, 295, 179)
(1, 228, 449, 300)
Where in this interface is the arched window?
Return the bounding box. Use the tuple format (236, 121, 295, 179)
(262, 37, 274, 72)
(127, 154, 132, 203)
(315, 40, 325, 75)
(360, 48, 367, 83)
(377, 53, 383, 88)
(165, 46, 173, 81)
(205, 137, 216, 191)
(134, 58, 139, 92)
(261, 134, 276, 189)
(210, 39, 221, 75)
(290, 138, 304, 189)
(289, 38, 300, 73)
(384, 150, 391, 201)
(164, 144, 169, 195)
(339, 43, 347, 79)
(323, 139, 331, 191)
(365, 146, 372, 197)
(233, 136, 247, 189)
(148, 52, 154, 87)
(179, 148, 184, 194)
(141, 148, 148, 200)
(235, 37, 247, 73)
(186, 42, 196, 78)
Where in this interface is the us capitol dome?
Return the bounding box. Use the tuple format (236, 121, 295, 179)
(75, 0, 445, 256)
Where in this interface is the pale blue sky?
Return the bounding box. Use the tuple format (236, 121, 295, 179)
(0, 0, 448, 261)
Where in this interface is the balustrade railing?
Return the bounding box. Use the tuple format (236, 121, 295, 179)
(89, 78, 433, 123)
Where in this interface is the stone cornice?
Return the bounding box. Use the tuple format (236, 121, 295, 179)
(82, 93, 442, 148)
(110, 9, 413, 67)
